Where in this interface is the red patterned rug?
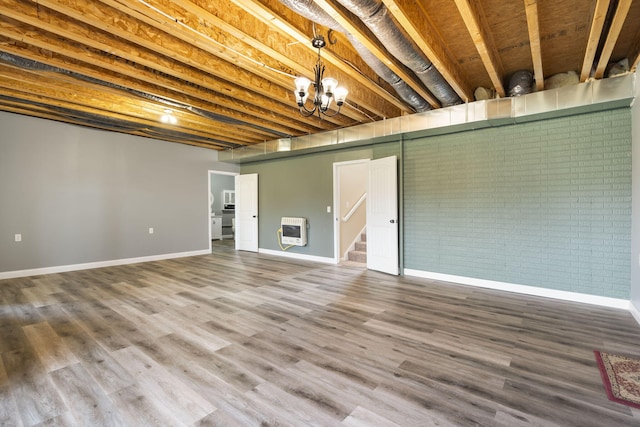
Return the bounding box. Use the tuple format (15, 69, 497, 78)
(594, 350, 640, 409)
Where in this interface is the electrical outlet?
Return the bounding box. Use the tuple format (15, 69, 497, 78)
(148, 227, 154, 234)
(15, 234, 22, 242)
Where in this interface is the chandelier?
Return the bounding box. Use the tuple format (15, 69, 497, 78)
(294, 35, 348, 118)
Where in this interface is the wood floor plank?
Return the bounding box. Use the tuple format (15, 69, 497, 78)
(49, 362, 127, 426)
(1, 240, 639, 426)
(2, 347, 67, 426)
(342, 406, 401, 427)
(109, 383, 187, 426)
(110, 345, 216, 425)
(0, 355, 22, 427)
(22, 322, 79, 373)
(245, 381, 341, 426)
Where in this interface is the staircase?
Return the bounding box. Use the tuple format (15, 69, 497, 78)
(347, 231, 367, 263)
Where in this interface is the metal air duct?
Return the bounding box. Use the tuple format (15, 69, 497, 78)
(333, 0, 461, 107)
(279, 0, 431, 112)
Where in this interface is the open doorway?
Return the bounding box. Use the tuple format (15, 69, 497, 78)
(333, 156, 399, 275)
(208, 170, 238, 248)
(333, 159, 369, 265)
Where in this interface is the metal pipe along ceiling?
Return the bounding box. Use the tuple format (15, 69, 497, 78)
(334, 0, 462, 107)
(0, 52, 263, 146)
(279, 0, 432, 113)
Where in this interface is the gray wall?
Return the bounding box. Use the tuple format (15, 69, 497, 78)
(632, 75, 640, 308)
(0, 112, 232, 273)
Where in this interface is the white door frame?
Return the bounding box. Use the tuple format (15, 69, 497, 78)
(332, 158, 370, 264)
(208, 170, 238, 251)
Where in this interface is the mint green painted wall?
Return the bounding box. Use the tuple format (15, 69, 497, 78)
(241, 147, 375, 257)
(631, 73, 640, 307)
(404, 109, 632, 299)
(238, 109, 632, 299)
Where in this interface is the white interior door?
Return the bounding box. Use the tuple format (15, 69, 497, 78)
(367, 156, 398, 275)
(235, 173, 258, 252)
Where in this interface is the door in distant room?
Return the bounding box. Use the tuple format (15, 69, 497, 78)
(367, 156, 398, 275)
(235, 173, 258, 252)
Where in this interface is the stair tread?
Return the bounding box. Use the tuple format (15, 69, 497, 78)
(348, 250, 367, 262)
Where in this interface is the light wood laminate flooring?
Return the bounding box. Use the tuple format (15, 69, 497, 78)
(1, 241, 640, 426)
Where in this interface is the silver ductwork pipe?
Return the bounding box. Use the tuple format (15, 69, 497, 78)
(507, 70, 534, 97)
(0, 52, 277, 142)
(279, 0, 431, 112)
(333, 0, 461, 107)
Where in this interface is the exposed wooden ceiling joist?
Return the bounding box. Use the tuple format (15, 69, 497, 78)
(0, 0, 322, 137)
(524, 0, 544, 91)
(580, 0, 610, 81)
(227, 0, 410, 117)
(453, 0, 506, 97)
(381, 0, 474, 103)
(312, 0, 441, 108)
(594, 0, 632, 78)
(0, 0, 637, 150)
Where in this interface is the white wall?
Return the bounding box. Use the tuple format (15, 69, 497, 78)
(0, 112, 237, 276)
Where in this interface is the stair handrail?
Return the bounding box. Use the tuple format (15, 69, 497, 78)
(342, 192, 366, 222)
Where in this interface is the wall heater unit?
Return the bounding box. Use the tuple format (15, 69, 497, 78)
(281, 217, 307, 246)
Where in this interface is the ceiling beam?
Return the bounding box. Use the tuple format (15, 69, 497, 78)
(580, 0, 610, 81)
(0, 87, 246, 148)
(103, 0, 370, 123)
(594, 0, 632, 78)
(228, 0, 414, 115)
(0, 33, 312, 138)
(99, 0, 366, 125)
(304, 0, 442, 108)
(630, 27, 640, 72)
(0, 0, 334, 134)
(524, 0, 544, 91)
(27, 0, 357, 127)
(0, 101, 232, 149)
(381, 0, 473, 103)
(0, 65, 269, 144)
(453, 0, 506, 97)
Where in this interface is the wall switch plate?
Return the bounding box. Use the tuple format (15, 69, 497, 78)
(148, 227, 154, 234)
(14, 234, 21, 242)
(327, 206, 331, 213)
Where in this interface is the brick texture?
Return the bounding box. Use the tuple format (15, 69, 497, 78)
(404, 109, 632, 299)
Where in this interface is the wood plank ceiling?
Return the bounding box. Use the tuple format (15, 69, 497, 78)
(1, 0, 639, 150)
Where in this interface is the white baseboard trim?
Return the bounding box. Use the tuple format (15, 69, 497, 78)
(630, 301, 640, 325)
(404, 269, 631, 311)
(0, 249, 211, 280)
(259, 248, 336, 264)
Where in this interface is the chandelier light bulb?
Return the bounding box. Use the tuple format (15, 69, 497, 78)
(321, 77, 338, 95)
(294, 77, 312, 107)
(293, 34, 347, 119)
(334, 87, 348, 106)
(161, 109, 177, 124)
(320, 94, 332, 110)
